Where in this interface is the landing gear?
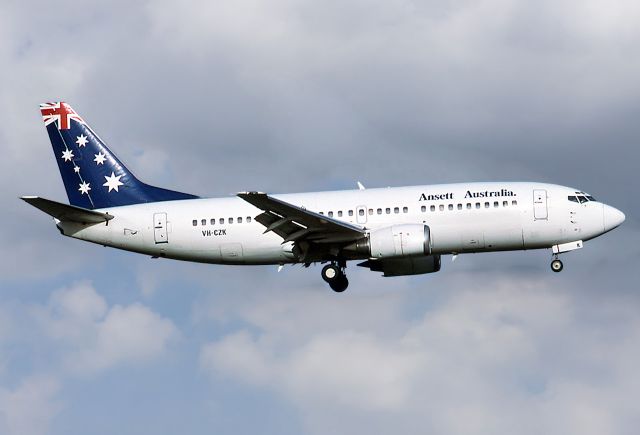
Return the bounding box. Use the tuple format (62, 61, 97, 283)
(321, 262, 349, 292)
(550, 257, 563, 273)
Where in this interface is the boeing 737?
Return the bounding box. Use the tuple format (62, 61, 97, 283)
(22, 102, 625, 292)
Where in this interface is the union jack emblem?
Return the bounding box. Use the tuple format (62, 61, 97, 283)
(40, 102, 85, 130)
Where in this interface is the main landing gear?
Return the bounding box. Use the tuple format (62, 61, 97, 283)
(321, 261, 349, 292)
(550, 255, 563, 273)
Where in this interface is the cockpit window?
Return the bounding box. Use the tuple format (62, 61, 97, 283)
(569, 193, 596, 203)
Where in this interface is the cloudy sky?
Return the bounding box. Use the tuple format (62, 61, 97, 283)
(1, 0, 639, 434)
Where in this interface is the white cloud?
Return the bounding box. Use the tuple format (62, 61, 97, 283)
(71, 303, 179, 374)
(0, 375, 61, 435)
(200, 275, 640, 435)
(35, 281, 179, 375)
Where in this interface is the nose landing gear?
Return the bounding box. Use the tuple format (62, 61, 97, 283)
(550, 255, 563, 272)
(321, 261, 349, 292)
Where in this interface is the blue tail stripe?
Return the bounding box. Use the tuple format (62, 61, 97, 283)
(43, 103, 198, 209)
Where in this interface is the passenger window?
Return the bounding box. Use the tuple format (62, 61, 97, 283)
(386, 208, 391, 214)
(238, 217, 243, 223)
(348, 210, 353, 216)
(466, 203, 471, 209)
(439, 204, 444, 211)
(494, 201, 499, 207)
(512, 200, 518, 206)
(476, 203, 481, 209)
(421, 205, 426, 212)
(377, 208, 382, 215)
(403, 206, 408, 213)
(484, 202, 490, 208)
(192, 220, 197, 226)
(211, 219, 215, 225)
(319, 212, 324, 215)
(457, 204, 462, 210)
(503, 201, 508, 207)
(328, 211, 333, 217)
(219, 218, 224, 224)
(359, 209, 365, 216)
(338, 211, 343, 217)
(229, 217, 233, 224)
(394, 207, 399, 214)
(368, 209, 373, 215)
(430, 205, 436, 212)
(247, 216, 252, 223)
(201, 219, 206, 226)
(448, 204, 453, 210)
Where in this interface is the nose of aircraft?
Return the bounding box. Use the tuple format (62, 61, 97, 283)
(603, 204, 625, 232)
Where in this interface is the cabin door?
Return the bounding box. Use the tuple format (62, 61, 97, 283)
(533, 189, 548, 220)
(153, 212, 168, 244)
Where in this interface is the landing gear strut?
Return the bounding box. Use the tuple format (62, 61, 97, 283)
(321, 261, 348, 292)
(550, 255, 563, 273)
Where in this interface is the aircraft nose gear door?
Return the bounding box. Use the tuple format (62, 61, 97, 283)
(153, 212, 168, 244)
(533, 189, 548, 220)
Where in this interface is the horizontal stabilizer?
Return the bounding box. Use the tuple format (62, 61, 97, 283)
(21, 196, 113, 224)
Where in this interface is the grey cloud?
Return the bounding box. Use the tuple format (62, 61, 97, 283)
(0, 375, 62, 435)
(31, 281, 180, 375)
(1, 0, 639, 434)
(199, 274, 640, 435)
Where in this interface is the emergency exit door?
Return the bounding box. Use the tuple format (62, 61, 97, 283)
(533, 189, 548, 220)
(153, 213, 168, 244)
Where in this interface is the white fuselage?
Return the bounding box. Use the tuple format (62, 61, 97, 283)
(56, 182, 619, 265)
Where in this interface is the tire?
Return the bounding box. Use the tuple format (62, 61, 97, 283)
(321, 264, 340, 283)
(551, 259, 563, 273)
(330, 276, 349, 292)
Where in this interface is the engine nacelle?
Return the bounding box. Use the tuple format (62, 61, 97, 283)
(358, 255, 442, 277)
(368, 224, 432, 259)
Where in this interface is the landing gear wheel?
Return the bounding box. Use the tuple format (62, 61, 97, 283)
(551, 259, 563, 273)
(321, 262, 349, 292)
(321, 264, 340, 283)
(330, 276, 349, 293)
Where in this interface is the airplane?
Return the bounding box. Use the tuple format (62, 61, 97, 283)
(22, 102, 625, 292)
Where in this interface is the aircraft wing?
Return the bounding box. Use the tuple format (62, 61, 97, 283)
(237, 192, 365, 244)
(21, 196, 113, 224)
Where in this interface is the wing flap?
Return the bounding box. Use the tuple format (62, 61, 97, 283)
(21, 196, 113, 224)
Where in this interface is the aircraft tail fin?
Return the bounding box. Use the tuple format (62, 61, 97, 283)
(39, 102, 198, 209)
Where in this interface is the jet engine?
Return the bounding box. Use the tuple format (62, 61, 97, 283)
(346, 224, 441, 276)
(346, 224, 432, 258)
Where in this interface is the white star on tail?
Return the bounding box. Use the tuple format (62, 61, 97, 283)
(78, 181, 91, 195)
(76, 134, 88, 147)
(61, 149, 74, 162)
(94, 152, 106, 165)
(103, 171, 124, 192)
(73, 165, 80, 173)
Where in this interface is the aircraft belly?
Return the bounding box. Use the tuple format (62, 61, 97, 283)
(484, 227, 524, 250)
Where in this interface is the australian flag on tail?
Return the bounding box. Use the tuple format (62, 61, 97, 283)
(40, 102, 198, 210)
